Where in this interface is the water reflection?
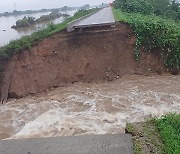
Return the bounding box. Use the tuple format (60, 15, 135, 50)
(0, 10, 76, 47)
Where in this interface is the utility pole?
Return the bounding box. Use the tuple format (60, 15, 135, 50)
(14, 2, 17, 10)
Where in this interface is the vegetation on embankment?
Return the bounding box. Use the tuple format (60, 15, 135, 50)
(114, 0, 180, 21)
(113, 0, 180, 69)
(11, 12, 69, 29)
(126, 113, 180, 154)
(0, 9, 97, 60)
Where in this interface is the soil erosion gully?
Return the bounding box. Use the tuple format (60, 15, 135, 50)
(0, 7, 134, 154)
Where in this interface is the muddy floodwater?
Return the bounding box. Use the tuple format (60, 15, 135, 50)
(0, 75, 180, 140)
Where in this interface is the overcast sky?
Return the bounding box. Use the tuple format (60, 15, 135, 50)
(0, 0, 112, 12)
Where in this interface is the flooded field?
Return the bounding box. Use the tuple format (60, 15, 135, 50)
(0, 10, 76, 47)
(0, 75, 179, 140)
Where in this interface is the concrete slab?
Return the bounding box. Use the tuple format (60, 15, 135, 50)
(67, 7, 115, 32)
(0, 134, 133, 154)
(74, 7, 115, 27)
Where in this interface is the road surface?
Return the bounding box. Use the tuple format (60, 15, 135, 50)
(0, 134, 133, 154)
(68, 7, 115, 31)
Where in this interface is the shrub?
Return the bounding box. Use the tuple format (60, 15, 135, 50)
(113, 9, 180, 68)
(153, 113, 180, 154)
(114, 0, 180, 21)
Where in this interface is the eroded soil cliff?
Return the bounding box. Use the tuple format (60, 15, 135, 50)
(0, 23, 165, 99)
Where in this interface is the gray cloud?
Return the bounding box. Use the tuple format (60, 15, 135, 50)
(0, 0, 112, 12)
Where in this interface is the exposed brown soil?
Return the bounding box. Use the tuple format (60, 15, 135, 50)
(126, 122, 164, 154)
(0, 23, 166, 99)
(0, 59, 5, 90)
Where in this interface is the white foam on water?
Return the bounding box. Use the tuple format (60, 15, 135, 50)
(0, 75, 179, 139)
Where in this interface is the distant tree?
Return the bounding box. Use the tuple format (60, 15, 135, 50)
(114, 0, 180, 20)
(51, 9, 60, 13)
(12, 16, 35, 28)
(4, 12, 9, 16)
(115, 0, 153, 14)
(168, 0, 180, 20)
(27, 17, 36, 24)
(149, 0, 170, 15)
(80, 4, 91, 10)
(60, 6, 72, 12)
(13, 10, 21, 15)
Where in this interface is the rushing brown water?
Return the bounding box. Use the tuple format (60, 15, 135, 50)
(0, 10, 76, 47)
(0, 74, 179, 140)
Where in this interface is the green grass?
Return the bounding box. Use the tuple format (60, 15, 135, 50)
(126, 123, 142, 154)
(126, 113, 180, 154)
(112, 8, 180, 69)
(142, 120, 165, 153)
(0, 9, 97, 60)
(153, 113, 180, 154)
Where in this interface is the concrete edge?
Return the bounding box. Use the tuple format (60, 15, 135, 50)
(0, 134, 133, 154)
(72, 22, 116, 29)
(67, 9, 101, 32)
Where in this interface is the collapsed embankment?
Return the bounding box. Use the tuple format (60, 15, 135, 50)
(0, 23, 166, 99)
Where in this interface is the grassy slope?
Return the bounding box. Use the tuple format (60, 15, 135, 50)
(112, 8, 180, 69)
(0, 9, 97, 60)
(126, 113, 180, 154)
(153, 113, 180, 154)
(114, 8, 180, 153)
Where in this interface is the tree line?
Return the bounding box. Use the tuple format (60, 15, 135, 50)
(114, 0, 180, 21)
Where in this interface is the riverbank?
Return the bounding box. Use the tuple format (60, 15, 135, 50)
(112, 8, 180, 71)
(0, 7, 179, 154)
(0, 9, 96, 59)
(0, 9, 98, 103)
(1, 22, 170, 100)
(126, 113, 180, 154)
